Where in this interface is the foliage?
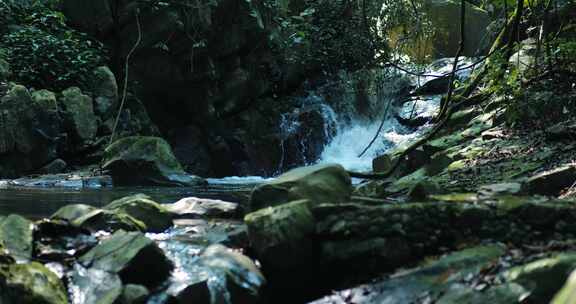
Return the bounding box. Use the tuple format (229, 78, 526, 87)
(0, 0, 107, 91)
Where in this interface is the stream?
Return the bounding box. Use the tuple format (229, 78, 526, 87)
(0, 58, 480, 303)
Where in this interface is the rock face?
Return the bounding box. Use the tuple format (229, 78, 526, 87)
(78, 230, 173, 289)
(0, 262, 68, 304)
(0, 85, 60, 178)
(102, 136, 206, 186)
(249, 164, 352, 211)
(59, 87, 98, 144)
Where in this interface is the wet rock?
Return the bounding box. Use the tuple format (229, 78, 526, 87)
(72, 209, 145, 232)
(0, 244, 15, 265)
(51, 204, 98, 222)
(38, 159, 68, 175)
(118, 284, 149, 304)
(199, 244, 266, 303)
(59, 87, 98, 144)
(523, 165, 576, 196)
(552, 268, 576, 304)
(68, 264, 123, 304)
(9, 174, 113, 189)
(0, 262, 68, 304)
(165, 197, 241, 219)
(105, 194, 173, 232)
(90, 66, 118, 119)
(505, 253, 576, 302)
(168, 280, 211, 304)
(250, 164, 351, 211)
(0, 214, 33, 262)
(245, 200, 315, 270)
(34, 219, 96, 262)
(436, 283, 527, 304)
(78, 230, 173, 289)
(102, 136, 206, 186)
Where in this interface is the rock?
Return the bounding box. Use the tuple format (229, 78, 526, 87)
(68, 264, 123, 304)
(552, 268, 576, 304)
(523, 165, 576, 196)
(72, 209, 145, 232)
(78, 230, 173, 289)
(59, 87, 98, 144)
(118, 284, 149, 304)
(168, 125, 212, 176)
(0, 244, 15, 265)
(411, 75, 451, 96)
(165, 197, 241, 219)
(168, 280, 211, 304)
(0, 85, 60, 177)
(0, 262, 68, 304)
(505, 253, 576, 302)
(245, 200, 315, 270)
(105, 194, 173, 233)
(102, 136, 206, 186)
(51, 204, 98, 222)
(199, 244, 266, 303)
(91, 66, 118, 119)
(0, 215, 33, 262)
(0, 58, 11, 81)
(250, 164, 351, 211)
(546, 120, 576, 140)
(34, 219, 96, 262)
(477, 183, 523, 199)
(38, 159, 67, 175)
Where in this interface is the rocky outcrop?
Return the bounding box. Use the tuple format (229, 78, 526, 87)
(102, 136, 206, 186)
(249, 163, 352, 211)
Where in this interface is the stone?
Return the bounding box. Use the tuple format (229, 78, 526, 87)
(477, 182, 524, 199)
(0, 85, 60, 177)
(250, 163, 352, 211)
(105, 194, 174, 232)
(199, 244, 266, 302)
(102, 136, 206, 186)
(119, 285, 149, 304)
(0, 58, 11, 81)
(68, 264, 123, 304)
(523, 165, 576, 196)
(165, 197, 241, 219)
(0, 262, 68, 304)
(79, 230, 173, 289)
(72, 209, 145, 232)
(505, 253, 576, 303)
(51, 204, 98, 222)
(0, 215, 33, 262)
(38, 159, 68, 175)
(552, 269, 576, 304)
(245, 200, 315, 270)
(59, 87, 98, 144)
(91, 66, 118, 119)
(168, 125, 212, 176)
(34, 219, 97, 263)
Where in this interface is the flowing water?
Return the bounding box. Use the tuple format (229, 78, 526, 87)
(0, 57, 480, 304)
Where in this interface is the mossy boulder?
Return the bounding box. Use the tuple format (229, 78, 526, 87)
(0, 262, 68, 304)
(72, 209, 146, 232)
(78, 230, 173, 289)
(105, 194, 173, 233)
(51, 204, 98, 222)
(102, 136, 206, 186)
(245, 200, 316, 270)
(0, 215, 33, 262)
(90, 66, 118, 119)
(59, 87, 98, 144)
(249, 164, 352, 211)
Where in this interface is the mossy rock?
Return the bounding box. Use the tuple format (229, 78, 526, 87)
(59, 87, 98, 143)
(51, 204, 98, 222)
(552, 269, 576, 304)
(0, 262, 68, 304)
(249, 163, 352, 211)
(105, 194, 173, 233)
(103, 136, 206, 186)
(0, 215, 33, 262)
(72, 209, 146, 232)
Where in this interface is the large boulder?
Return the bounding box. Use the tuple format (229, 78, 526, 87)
(249, 163, 352, 211)
(59, 87, 98, 144)
(90, 66, 118, 119)
(0, 85, 61, 177)
(245, 200, 316, 271)
(104, 194, 173, 232)
(0, 215, 33, 262)
(72, 209, 146, 233)
(0, 262, 68, 304)
(102, 136, 206, 186)
(78, 230, 173, 289)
